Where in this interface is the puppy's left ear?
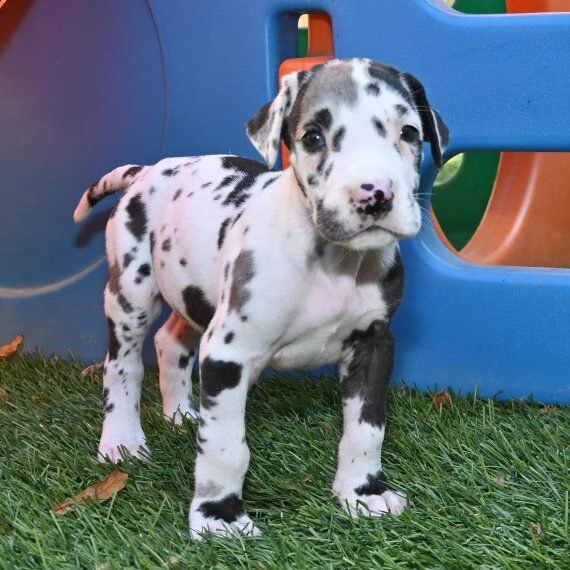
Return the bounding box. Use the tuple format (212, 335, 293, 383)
(246, 70, 308, 169)
(400, 73, 450, 169)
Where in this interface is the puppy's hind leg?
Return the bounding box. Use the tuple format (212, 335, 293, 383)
(98, 261, 163, 464)
(154, 312, 200, 424)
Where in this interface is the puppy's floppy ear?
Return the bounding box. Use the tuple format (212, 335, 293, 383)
(400, 72, 450, 169)
(246, 70, 308, 169)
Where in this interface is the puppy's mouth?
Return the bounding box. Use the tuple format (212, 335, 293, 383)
(314, 201, 418, 247)
(317, 222, 413, 246)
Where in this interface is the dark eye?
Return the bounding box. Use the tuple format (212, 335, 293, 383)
(400, 125, 420, 143)
(301, 130, 325, 151)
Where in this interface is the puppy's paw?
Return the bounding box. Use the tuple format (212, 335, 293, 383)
(163, 404, 198, 426)
(337, 489, 407, 518)
(98, 433, 150, 464)
(189, 494, 261, 540)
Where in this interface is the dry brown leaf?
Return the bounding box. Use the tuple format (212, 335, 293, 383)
(80, 362, 104, 380)
(54, 470, 128, 515)
(0, 334, 23, 359)
(433, 388, 451, 410)
(323, 421, 334, 432)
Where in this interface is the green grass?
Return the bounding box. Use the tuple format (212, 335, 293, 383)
(0, 354, 568, 569)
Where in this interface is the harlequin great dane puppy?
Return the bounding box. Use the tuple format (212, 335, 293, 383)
(74, 58, 448, 539)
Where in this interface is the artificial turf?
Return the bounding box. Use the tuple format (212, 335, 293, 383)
(0, 354, 568, 569)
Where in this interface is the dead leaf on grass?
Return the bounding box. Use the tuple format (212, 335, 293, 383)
(323, 421, 334, 432)
(80, 362, 104, 380)
(539, 405, 553, 415)
(0, 334, 23, 359)
(433, 388, 451, 410)
(53, 470, 128, 515)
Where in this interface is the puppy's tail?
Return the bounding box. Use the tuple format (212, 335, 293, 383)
(73, 164, 144, 223)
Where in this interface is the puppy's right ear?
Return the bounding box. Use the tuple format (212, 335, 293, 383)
(246, 70, 308, 169)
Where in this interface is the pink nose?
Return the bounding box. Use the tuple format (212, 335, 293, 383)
(352, 180, 394, 205)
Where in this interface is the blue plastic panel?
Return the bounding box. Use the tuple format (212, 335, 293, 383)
(1, 0, 569, 402)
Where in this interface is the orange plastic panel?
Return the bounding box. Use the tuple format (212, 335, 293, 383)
(459, 153, 570, 266)
(506, 0, 570, 13)
(306, 13, 334, 56)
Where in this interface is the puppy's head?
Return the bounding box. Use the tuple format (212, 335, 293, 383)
(247, 58, 449, 250)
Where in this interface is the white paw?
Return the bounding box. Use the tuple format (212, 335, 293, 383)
(163, 405, 198, 425)
(189, 496, 261, 540)
(98, 433, 150, 463)
(338, 489, 407, 518)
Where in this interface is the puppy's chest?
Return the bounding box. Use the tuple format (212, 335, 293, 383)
(269, 270, 388, 370)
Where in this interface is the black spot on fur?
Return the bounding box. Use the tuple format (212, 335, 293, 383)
(228, 251, 255, 314)
(316, 153, 328, 175)
(221, 156, 270, 175)
(313, 108, 333, 132)
(247, 100, 272, 138)
(215, 175, 239, 191)
(182, 286, 215, 329)
(224, 332, 234, 344)
(395, 103, 408, 117)
(179, 354, 191, 369)
(125, 193, 147, 242)
(383, 251, 404, 317)
(324, 163, 333, 180)
(354, 470, 389, 496)
(149, 231, 156, 255)
(162, 238, 172, 252)
(307, 175, 317, 187)
(162, 167, 180, 177)
(122, 165, 143, 179)
(123, 253, 134, 269)
(173, 188, 183, 201)
(180, 258, 187, 266)
(332, 127, 346, 152)
(221, 156, 270, 208)
(262, 176, 279, 189)
(218, 217, 232, 249)
(200, 357, 242, 409)
(117, 293, 134, 314)
(107, 318, 120, 361)
(135, 264, 151, 285)
(224, 262, 231, 281)
(373, 117, 386, 137)
(341, 320, 394, 427)
(367, 61, 413, 105)
(102, 387, 114, 414)
(201, 181, 212, 189)
(365, 82, 380, 96)
(197, 493, 245, 524)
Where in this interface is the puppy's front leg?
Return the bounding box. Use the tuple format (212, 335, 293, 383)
(189, 338, 264, 540)
(333, 320, 407, 517)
